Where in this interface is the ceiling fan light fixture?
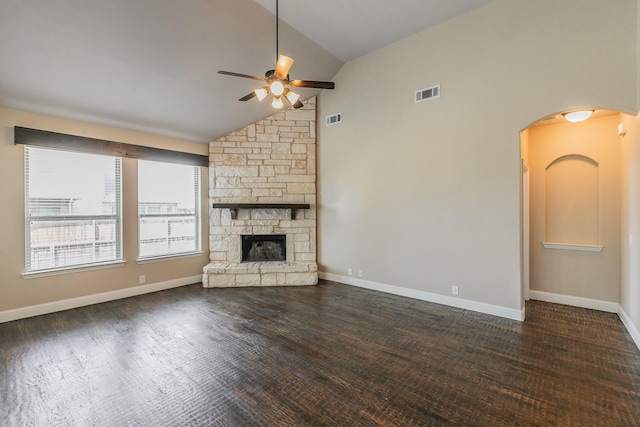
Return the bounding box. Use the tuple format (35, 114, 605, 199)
(563, 110, 594, 123)
(285, 90, 300, 105)
(270, 80, 285, 97)
(276, 55, 295, 79)
(217, 0, 334, 110)
(271, 97, 284, 109)
(255, 87, 269, 102)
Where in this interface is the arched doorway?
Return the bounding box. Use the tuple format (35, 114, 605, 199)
(520, 110, 623, 314)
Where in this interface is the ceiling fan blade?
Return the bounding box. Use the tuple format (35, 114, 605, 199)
(275, 55, 294, 79)
(239, 92, 257, 102)
(293, 100, 304, 109)
(218, 70, 265, 81)
(290, 80, 335, 90)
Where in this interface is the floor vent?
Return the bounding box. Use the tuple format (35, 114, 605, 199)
(415, 85, 440, 103)
(326, 113, 342, 126)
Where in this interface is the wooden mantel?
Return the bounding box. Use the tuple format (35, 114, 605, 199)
(211, 203, 311, 220)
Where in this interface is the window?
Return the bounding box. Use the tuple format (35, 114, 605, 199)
(138, 160, 201, 259)
(25, 147, 122, 272)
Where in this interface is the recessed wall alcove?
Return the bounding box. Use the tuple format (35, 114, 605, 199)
(544, 154, 600, 248)
(522, 111, 621, 304)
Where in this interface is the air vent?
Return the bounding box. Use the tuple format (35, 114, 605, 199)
(326, 113, 342, 126)
(415, 85, 441, 103)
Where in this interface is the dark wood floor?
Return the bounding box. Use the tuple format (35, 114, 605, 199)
(1, 280, 639, 426)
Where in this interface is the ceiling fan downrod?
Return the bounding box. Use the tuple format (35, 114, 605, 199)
(275, 0, 279, 62)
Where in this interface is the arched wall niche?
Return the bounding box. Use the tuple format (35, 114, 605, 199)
(544, 154, 599, 245)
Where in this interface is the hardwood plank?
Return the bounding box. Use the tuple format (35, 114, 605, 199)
(0, 281, 638, 425)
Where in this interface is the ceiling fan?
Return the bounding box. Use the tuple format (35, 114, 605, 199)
(217, 0, 335, 110)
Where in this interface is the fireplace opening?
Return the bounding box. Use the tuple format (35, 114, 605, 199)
(242, 234, 286, 262)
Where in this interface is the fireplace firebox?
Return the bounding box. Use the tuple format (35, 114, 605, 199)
(242, 235, 286, 262)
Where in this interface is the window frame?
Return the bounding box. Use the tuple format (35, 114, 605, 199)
(16, 126, 209, 276)
(137, 160, 202, 261)
(24, 146, 123, 274)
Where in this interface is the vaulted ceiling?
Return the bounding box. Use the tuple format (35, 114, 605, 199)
(0, 0, 494, 143)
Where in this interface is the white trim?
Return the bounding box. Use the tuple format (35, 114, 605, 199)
(529, 290, 618, 313)
(618, 305, 640, 352)
(22, 261, 126, 279)
(542, 242, 603, 252)
(319, 272, 524, 321)
(0, 275, 201, 323)
(137, 251, 203, 264)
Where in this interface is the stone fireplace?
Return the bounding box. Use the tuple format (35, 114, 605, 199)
(202, 98, 318, 287)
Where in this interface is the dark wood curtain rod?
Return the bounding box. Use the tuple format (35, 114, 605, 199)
(14, 126, 209, 167)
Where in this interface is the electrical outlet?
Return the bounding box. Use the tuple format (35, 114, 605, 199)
(348, 268, 353, 276)
(358, 270, 363, 278)
(452, 285, 459, 295)
(139, 275, 146, 284)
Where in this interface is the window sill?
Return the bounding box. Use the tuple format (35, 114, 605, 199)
(22, 260, 126, 279)
(542, 242, 604, 252)
(137, 251, 203, 264)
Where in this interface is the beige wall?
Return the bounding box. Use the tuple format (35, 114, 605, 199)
(621, 112, 640, 339)
(317, 0, 637, 312)
(0, 107, 209, 313)
(527, 115, 621, 302)
(520, 128, 530, 305)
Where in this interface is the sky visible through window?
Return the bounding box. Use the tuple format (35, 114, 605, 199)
(27, 148, 117, 216)
(138, 160, 196, 212)
(138, 160, 200, 258)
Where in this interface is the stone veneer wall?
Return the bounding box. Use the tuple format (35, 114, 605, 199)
(203, 97, 318, 287)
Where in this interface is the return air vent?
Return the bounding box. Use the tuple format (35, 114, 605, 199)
(415, 85, 441, 103)
(326, 113, 342, 126)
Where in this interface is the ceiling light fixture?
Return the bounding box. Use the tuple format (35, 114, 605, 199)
(255, 87, 269, 102)
(271, 97, 284, 110)
(563, 110, 594, 123)
(285, 90, 300, 105)
(270, 80, 285, 97)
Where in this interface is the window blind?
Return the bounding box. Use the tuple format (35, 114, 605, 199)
(25, 146, 122, 272)
(138, 160, 201, 259)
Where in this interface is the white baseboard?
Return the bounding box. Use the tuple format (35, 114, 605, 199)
(319, 272, 525, 321)
(528, 290, 619, 313)
(618, 305, 640, 352)
(0, 275, 202, 323)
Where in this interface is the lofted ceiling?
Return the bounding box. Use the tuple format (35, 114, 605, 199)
(0, 0, 494, 143)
